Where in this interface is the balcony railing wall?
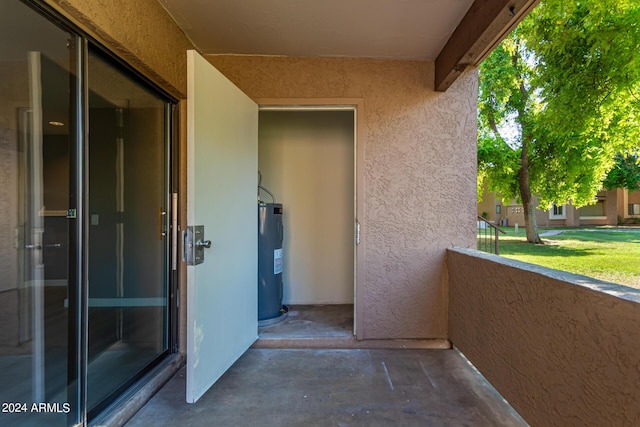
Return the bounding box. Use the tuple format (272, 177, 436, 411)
(447, 247, 640, 427)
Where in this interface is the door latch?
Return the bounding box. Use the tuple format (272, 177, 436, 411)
(183, 225, 211, 265)
(196, 239, 212, 249)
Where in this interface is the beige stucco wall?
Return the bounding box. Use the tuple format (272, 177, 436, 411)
(478, 194, 500, 222)
(448, 247, 640, 426)
(209, 56, 479, 339)
(44, 0, 193, 98)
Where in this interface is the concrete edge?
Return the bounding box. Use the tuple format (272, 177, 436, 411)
(252, 337, 451, 349)
(448, 247, 640, 304)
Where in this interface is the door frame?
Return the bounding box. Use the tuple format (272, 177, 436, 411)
(257, 99, 364, 339)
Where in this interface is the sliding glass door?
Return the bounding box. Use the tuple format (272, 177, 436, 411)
(0, 1, 174, 425)
(86, 51, 170, 416)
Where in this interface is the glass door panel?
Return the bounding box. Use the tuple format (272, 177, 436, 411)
(86, 51, 169, 415)
(0, 1, 75, 425)
(2, 2, 173, 423)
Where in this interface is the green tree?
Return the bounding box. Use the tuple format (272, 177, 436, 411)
(603, 152, 640, 191)
(478, 0, 640, 243)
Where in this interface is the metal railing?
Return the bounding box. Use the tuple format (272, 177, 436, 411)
(477, 216, 506, 255)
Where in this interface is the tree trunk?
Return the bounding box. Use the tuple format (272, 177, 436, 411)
(512, 43, 542, 245)
(518, 145, 543, 244)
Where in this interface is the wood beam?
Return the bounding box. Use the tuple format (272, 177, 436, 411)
(434, 0, 540, 92)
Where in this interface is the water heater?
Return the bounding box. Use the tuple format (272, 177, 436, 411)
(258, 203, 284, 321)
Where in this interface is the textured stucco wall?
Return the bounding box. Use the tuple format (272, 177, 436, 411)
(209, 56, 479, 339)
(448, 248, 640, 426)
(44, 0, 193, 98)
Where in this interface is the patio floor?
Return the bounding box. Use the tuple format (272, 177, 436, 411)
(125, 306, 527, 426)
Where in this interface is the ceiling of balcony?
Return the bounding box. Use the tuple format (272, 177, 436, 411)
(156, 0, 540, 91)
(157, 0, 474, 60)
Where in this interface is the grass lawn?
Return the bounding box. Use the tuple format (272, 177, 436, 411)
(496, 228, 640, 289)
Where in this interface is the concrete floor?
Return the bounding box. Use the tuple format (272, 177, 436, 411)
(254, 305, 450, 349)
(125, 305, 527, 426)
(259, 304, 354, 338)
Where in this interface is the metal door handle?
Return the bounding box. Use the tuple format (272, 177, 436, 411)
(184, 225, 208, 265)
(196, 239, 211, 249)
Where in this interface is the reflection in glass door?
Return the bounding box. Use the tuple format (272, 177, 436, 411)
(86, 51, 170, 416)
(0, 2, 75, 425)
(1, 1, 173, 424)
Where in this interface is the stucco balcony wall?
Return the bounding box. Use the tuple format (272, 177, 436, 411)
(447, 247, 640, 427)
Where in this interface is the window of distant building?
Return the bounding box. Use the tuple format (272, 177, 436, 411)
(549, 203, 566, 219)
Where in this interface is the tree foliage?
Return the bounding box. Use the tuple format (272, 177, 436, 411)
(478, 0, 640, 242)
(603, 152, 640, 191)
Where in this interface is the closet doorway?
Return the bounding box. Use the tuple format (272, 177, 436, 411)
(258, 107, 358, 338)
